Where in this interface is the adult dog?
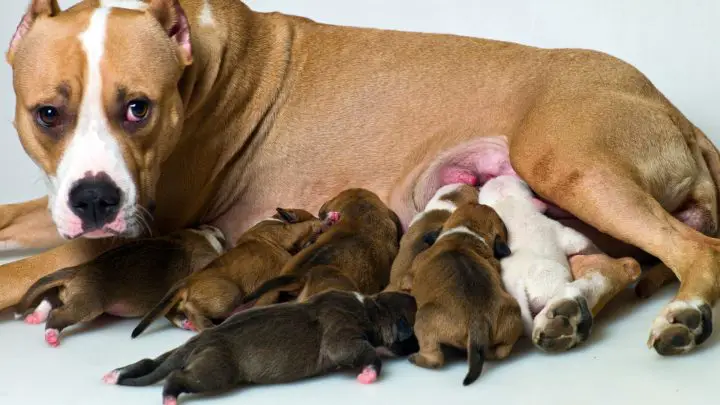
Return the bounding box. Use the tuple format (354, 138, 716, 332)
(2, 0, 719, 356)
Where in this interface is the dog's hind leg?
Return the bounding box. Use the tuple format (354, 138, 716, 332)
(324, 337, 383, 384)
(44, 295, 104, 347)
(104, 351, 174, 385)
(162, 347, 239, 403)
(408, 305, 446, 370)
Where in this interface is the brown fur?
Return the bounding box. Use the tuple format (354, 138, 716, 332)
(243, 189, 401, 307)
(131, 208, 324, 336)
(569, 254, 641, 316)
(1, 0, 719, 355)
(408, 202, 522, 385)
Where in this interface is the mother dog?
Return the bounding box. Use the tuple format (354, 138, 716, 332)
(2, 0, 719, 356)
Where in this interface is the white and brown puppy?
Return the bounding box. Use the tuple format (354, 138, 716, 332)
(478, 175, 599, 352)
(15, 226, 225, 347)
(408, 202, 522, 385)
(386, 184, 479, 292)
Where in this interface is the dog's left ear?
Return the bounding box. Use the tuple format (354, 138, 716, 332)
(7, 0, 61, 64)
(275, 208, 298, 223)
(493, 235, 511, 259)
(148, 0, 193, 66)
(422, 228, 442, 246)
(388, 210, 405, 244)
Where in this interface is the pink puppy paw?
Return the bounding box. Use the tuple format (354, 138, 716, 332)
(102, 371, 119, 385)
(44, 329, 60, 347)
(163, 396, 178, 405)
(25, 313, 45, 325)
(356, 366, 378, 384)
(181, 319, 196, 331)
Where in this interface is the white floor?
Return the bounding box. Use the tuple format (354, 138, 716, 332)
(2, 1, 720, 405)
(1, 274, 718, 405)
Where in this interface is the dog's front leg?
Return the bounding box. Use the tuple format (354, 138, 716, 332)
(0, 238, 116, 311)
(0, 196, 65, 252)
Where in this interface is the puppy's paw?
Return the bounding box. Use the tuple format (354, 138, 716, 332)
(648, 300, 712, 356)
(102, 371, 119, 385)
(24, 312, 46, 325)
(181, 319, 196, 331)
(532, 295, 592, 352)
(408, 352, 443, 369)
(163, 396, 178, 405)
(44, 328, 60, 348)
(356, 366, 378, 384)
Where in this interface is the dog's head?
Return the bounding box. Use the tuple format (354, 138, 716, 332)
(441, 202, 511, 259)
(371, 291, 418, 344)
(7, 0, 193, 238)
(318, 188, 403, 240)
(478, 175, 548, 213)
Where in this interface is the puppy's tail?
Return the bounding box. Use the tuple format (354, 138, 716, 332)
(131, 281, 187, 339)
(241, 275, 305, 305)
(463, 318, 489, 386)
(16, 267, 77, 315)
(115, 347, 188, 386)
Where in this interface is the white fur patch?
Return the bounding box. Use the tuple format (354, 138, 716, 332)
(436, 226, 488, 247)
(199, 0, 215, 26)
(353, 292, 365, 303)
(50, 8, 137, 236)
(100, 0, 149, 10)
(409, 184, 467, 227)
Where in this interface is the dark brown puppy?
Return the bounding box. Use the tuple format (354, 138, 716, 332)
(15, 227, 225, 347)
(408, 202, 522, 385)
(242, 188, 402, 307)
(131, 209, 326, 336)
(104, 290, 419, 404)
(387, 184, 479, 292)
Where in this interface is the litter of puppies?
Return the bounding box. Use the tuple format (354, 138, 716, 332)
(13, 183, 641, 402)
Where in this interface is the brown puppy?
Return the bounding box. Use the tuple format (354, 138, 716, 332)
(387, 184, 479, 292)
(408, 202, 522, 385)
(131, 208, 326, 337)
(15, 226, 225, 347)
(242, 189, 402, 307)
(105, 290, 419, 405)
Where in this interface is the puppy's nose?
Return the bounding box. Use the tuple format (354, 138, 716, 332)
(68, 176, 123, 229)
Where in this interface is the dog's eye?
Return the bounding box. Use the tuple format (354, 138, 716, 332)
(35, 105, 61, 128)
(125, 99, 151, 122)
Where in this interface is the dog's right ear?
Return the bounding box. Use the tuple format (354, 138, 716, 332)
(148, 0, 193, 66)
(422, 228, 442, 246)
(7, 0, 61, 64)
(493, 235, 511, 259)
(275, 208, 298, 223)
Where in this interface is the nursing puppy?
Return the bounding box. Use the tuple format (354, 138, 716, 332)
(105, 290, 418, 404)
(408, 202, 522, 386)
(131, 209, 325, 336)
(479, 175, 597, 352)
(15, 227, 225, 347)
(242, 189, 402, 307)
(387, 184, 479, 292)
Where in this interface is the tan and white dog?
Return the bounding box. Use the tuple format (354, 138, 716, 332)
(2, 0, 720, 356)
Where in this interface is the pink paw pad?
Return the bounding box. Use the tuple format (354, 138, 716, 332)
(181, 319, 196, 331)
(44, 329, 60, 347)
(25, 313, 45, 325)
(327, 211, 341, 224)
(356, 366, 378, 384)
(102, 371, 119, 385)
(163, 396, 178, 405)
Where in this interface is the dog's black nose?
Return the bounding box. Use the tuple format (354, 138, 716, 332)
(68, 174, 123, 229)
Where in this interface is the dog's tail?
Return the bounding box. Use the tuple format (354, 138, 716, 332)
(16, 267, 78, 315)
(464, 318, 490, 386)
(114, 347, 188, 387)
(131, 281, 188, 339)
(241, 274, 305, 306)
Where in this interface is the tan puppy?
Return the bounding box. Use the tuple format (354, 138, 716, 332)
(387, 184, 480, 292)
(14, 226, 224, 347)
(408, 202, 522, 386)
(242, 188, 402, 307)
(131, 208, 325, 336)
(3, 0, 720, 356)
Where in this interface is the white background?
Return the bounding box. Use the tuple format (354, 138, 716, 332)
(0, 1, 718, 404)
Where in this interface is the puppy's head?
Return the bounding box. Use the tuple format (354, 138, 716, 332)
(319, 188, 403, 241)
(478, 176, 547, 213)
(372, 291, 418, 344)
(441, 202, 511, 259)
(8, 0, 193, 239)
(424, 183, 479, 213)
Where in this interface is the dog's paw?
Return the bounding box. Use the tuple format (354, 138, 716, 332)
(408, 352, 443, 369)
(532, 295, 593, 352)
(356, 366, 378, 384)
(102, 371, 119, 385)
(44, 328, 60, 348)
(24, 312, 46, 325)
(163, 396, 178, 405)
(648, 300, 712, 355)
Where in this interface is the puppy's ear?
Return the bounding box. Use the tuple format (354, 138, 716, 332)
(275, 208, 298, 223)
(388, 209, 405, 244)
(422, 228, 442, 246)
(7, 0, 61, 64)
(493, 235, 511, 259)
(148, 0, 193, 66)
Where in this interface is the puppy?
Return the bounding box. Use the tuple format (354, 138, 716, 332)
(478, 175, 598, 352)
(131, 209, 326, 337)
(387, 184, 479, 292)
(242, 188, 402, 307)
(104, 290, 419, 405)
(408, 202, 522, 386)
(15, 227, 225, 347)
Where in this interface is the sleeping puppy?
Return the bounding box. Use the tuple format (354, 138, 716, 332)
(478, 175, 599, 352)
(131, 209, 326, 337)
(386, 184, 479, 292)
(408, 202, 522, 386)
(104, 290, 418, 405)
(15, 227, 225, 347)
(242, 188, 402, 307)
